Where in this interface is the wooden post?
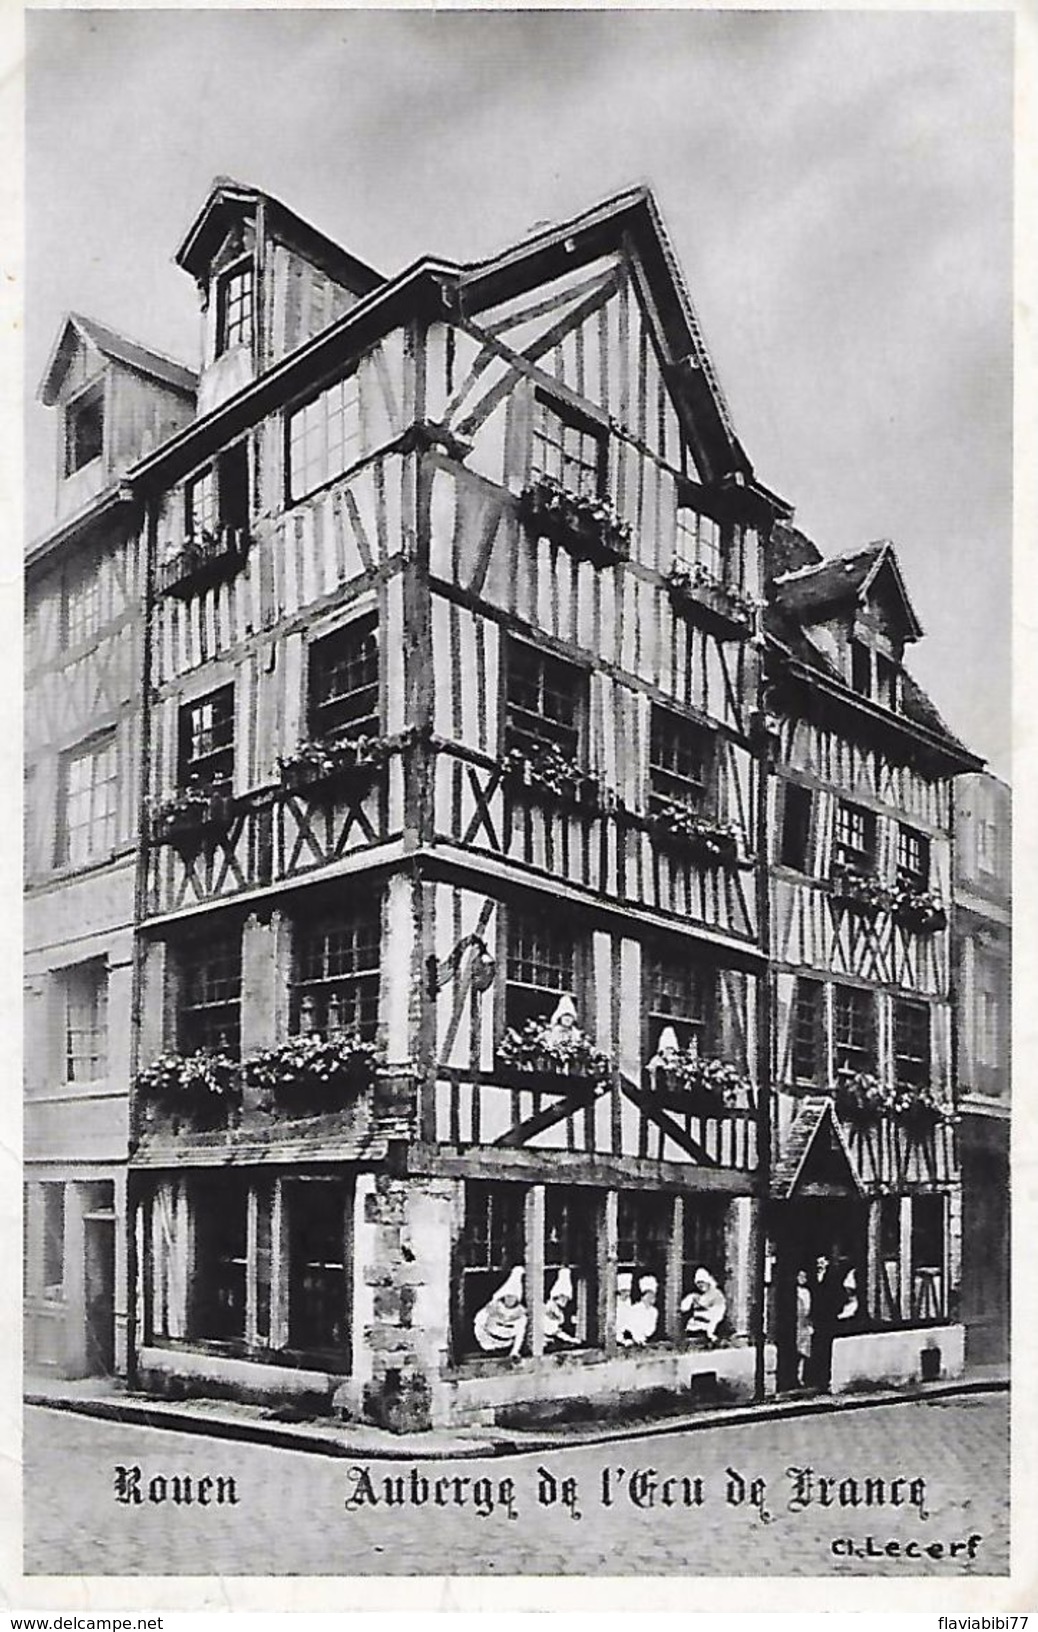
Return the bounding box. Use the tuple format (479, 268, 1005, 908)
(900, 1195, 913, 1321)
(666, 1195, 684, 1340)
(525, 1185, 545, 1358)
(600, 1188, 619, 1355)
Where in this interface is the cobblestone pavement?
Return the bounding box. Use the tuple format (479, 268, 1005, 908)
(23, 1394, 1009, 1578)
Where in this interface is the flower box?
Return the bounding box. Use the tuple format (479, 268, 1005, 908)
(502, 744, 602, 812)
(519, 476, 630, 568)
(645, 798, 739, 868)
(152, 786, 235, 847)
(159, 527, 249, 601)
(135, 1050, 241, 1132)
(496, 1017, 611, 1089)
(827, 867, 892, 916)
(665, 561, 755, 638)
(278, 736, 388, 800)
(891, 887, 947, 935)
(833, 1070, 955, 1130)
(243, 1032, 379, 1113)
(647, 1049, 748, 1111)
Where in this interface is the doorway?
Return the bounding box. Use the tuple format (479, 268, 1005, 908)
(769, 1196, 867, 1392)
(83, 1212, 115, 1376)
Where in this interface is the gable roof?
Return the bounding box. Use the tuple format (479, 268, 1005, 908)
(455, 186, 791, 510)
(38, 312, 198, 406)
(773, 539, 923, 641)
(771, 1099, 865, 1200)
(175, 175, 383, 299)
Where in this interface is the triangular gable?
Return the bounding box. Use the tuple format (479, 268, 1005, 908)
(38, 313, 198, 406)
(772, 1100, 865, 1199)
(859, 542, 924, 642)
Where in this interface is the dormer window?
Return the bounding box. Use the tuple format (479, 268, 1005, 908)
(64, 383, 104, 476)
(850, 640, 871, 697)
(216, 259, 254, 356)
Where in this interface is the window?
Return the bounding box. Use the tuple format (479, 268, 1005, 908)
(63, 961, 108, 1082)
(185, 445, 249, 542)
(65, 385, 104, 476)
(896, 825, 930, 890)
(308, 615, 379, 741)
(191, 1173, 248, 1342)
(292, 899, 381, 1040)
(530, 393, 604, 498)
(544, 1187, 600, 1347)
(876, 653, 898, 711)
(617, 1191, 671, 1339)
(675, 508, 723, 581)
(681, 1196, 728, 1303)
(791, 978, 824, 1083)
(456, 1180, 526, 1359)
(286, 1178, 350, 1355)
(649, 707, 713, 813)
(911, 1195, 945, 1321)
(833, 985, 876, 1074)
(505, 640, 582, 758)
(505, 907, 576, 1029)
(58, 734, 118, 866)
(178, 932, 242, 1058)
(780, 783, 813, 871)
(216, 260, 254, 355)
(833, 800, 876, 874)
(851, 640, 872, 697)
(178, 685, 234, 790)
(288, 373, 361, 502)
(42, 1184, 65, 1300)
(63, 562, 102, 649)
(894, 999, 931, 1088)
(646, 947, 715, 1055)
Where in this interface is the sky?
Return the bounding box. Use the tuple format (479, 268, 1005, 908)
(25, 9, 1013, 777)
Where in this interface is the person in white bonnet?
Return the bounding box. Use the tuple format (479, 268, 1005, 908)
(681, 1266, 727, 1346)
(626, 1273, 660, 1344)
(616, 1270, 637, 1345)
(543, 1266, 580, 1349)
(473, 1265, 527, 1358)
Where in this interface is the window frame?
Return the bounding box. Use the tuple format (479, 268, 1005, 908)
(291, 896, 382, 1042)
(833, 799, 877, 875)
(893, 997, 932, 1089)
(504, 903, 580, 1032)
(833, 984, 877, 1076)
(617, 1190, 671, 1343)
(648, 705, 715, 815)
(307, 613, 380, 743)
(896, 824, 931, 890)
(504, 638, 584, 761)
(454, 1179, 527, 1362)
(177, 684, 235, 792)
(64, 380, 105, 478)
(286, 371, 363, 505)
(57, 731, 119, 868)
(779, 781, 813, 872)
(530, 390, 607, 500)
(62, 558, 103, 651)
(675, 505, 725, 583)
(177, 930, 243, 1059)
(63, 959, 108, 1084)
(215, 256, 255, 357)
(645, 944, 717, 1058)
(791, 976, 824, 1084)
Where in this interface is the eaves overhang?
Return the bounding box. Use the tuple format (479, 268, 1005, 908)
(25, 482, 140, 577)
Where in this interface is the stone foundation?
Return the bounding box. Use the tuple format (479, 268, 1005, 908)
(830, 1323, 965, 1393)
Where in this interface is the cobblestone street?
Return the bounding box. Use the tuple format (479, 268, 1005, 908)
(23, 1392, 1009, 1577)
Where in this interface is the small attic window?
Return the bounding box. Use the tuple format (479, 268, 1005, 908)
(64, 384, 104, 476)
(216, 259, 254, 356)
(850, 640, 872, 698)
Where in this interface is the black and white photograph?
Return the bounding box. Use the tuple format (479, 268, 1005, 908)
(19, 6, 1014, 1591)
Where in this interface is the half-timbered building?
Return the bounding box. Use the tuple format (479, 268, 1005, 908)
(25, 315, 196, 1375)
(763, 523, 983, 1394)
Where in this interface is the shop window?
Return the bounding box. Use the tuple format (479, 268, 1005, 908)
(292, 899, 381, 1040)
(308, 615, 379, 741)
(285, 1178, 350, 1357)
(191, 1173, 248, 1342)
(649, 707, 714, 814)
(64, 383, 104, 476)
(178, 685, 235, 791)
(504, 639, 583, 760)
(287, 372, 362, 503)
(617, 1191, 671, 1341)
(780, 783, 813, 872)
(216, 259, 254, 356)
(63, 960, 108, 1082)
(456, 1180, 526, 1360)
(646, 946, 715, 1056)
(544, 1187, 600, 1348)
(178, 931, 242, 1058)
(505, 906, 577, 1030)
(893, 999, 931, 1088)
(681, 1196, 728, 1302)
(530, 391, 605, 499)
(791, 978, 824, 1083)
(833, 985, 876, 1075)
(57, 733, 118, 866)
(897, 825, 930, 890)
(833, 800, 876, 874)
(41, 1184, 65, 1301)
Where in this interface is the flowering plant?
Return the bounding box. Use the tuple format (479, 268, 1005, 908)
(502, 742, 601, 810)
(890, 885, 947, 934)
(649, 1044, 748, 1108)
(159, 527, 249, 600)
(279, 735, 388, 796)
(152, 782, 234, 845)
(243, 1031, 380, 1099)
(497, 1016, 612, 1084)
(519, 475, 631, 566)
(646, 796, 739, 866)
(136, 1049, 239, 1103)
(833, 1069, 956, 1128)
(827, 866, 893, 914)
(665, 560, 756, 632)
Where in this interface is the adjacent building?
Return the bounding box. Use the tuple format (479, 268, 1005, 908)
(24, 179, 1005, 1427)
